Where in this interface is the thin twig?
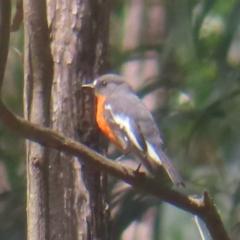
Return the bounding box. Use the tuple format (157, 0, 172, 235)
(194, 215, 206, 240)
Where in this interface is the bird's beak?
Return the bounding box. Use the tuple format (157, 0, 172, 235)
(82, 79, 98, 89)
(82, 83, 94, 89)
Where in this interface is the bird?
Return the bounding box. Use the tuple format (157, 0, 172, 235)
(83, 74, 184, 187)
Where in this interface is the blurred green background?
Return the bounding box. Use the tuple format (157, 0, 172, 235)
(1, 0, 240, 239)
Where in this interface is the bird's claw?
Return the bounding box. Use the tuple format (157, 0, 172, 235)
(135, 163, 142, 173)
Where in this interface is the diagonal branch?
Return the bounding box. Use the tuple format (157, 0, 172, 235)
(0, 100, 230, 240)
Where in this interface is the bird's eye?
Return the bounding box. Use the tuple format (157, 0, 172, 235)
(101, 81, 107, 87)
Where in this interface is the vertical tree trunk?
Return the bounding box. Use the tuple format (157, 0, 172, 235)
(24, 0, 110, 239)
(24, 1, 53, 239)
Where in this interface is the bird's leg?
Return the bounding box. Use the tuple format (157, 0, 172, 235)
(115, 151, 131, 162)
(134, 163, 142, 173)
(115, 154, 125, 162)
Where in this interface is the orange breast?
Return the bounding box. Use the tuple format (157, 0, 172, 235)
(96, 94, 120, 147)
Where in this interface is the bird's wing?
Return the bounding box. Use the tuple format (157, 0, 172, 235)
(104, 103, 147, 154)
(104, 94, 184, 187)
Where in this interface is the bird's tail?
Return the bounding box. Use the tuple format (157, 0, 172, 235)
(148, 148, 185, 187)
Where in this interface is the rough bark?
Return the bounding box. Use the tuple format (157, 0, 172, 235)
(24, 0, 110, 239)
(46, 0, 110, 239)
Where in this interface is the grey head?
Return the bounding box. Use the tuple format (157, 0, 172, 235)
(91, 74, 133, 97)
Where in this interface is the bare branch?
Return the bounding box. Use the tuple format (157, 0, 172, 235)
(0, 100, 230, 240)
(0, 0, 11, 90)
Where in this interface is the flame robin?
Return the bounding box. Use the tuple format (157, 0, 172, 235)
(83, 74, 184, 187)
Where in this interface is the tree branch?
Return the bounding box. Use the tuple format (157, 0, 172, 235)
(0, 100, 230, 240)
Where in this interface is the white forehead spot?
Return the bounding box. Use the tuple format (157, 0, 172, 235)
(93, 79, 98, 87)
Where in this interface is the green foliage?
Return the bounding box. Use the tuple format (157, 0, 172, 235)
(0, 27, 25, 239)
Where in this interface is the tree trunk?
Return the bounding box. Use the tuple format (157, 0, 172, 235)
(24, 0, 110, 239)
